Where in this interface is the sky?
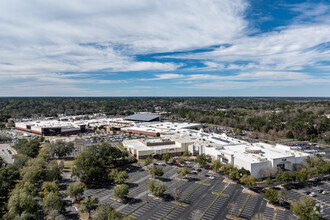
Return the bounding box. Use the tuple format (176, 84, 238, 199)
(0, 0, 329, 96)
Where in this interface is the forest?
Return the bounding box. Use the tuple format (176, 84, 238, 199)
(0, 97, 329, 144)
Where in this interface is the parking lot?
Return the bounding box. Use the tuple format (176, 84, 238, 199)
(0, 143, 15, 164)
(81, 162, 298, 220)
(282, 181, 330, 219)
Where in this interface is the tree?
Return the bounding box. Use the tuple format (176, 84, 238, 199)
(0, 165, 19, 207)
(80, 196, 98, 219)
(144, 157, 153, 166)
(46, 161, 62, 181)
(276, 190, 286, 206)
(195, 154, 212, 167)
(229, 168, 240, 180)
(21, 165, 45, 184)
(66, 182, 85, 202)
(87, 143, 126, 166)
(13, 154, 30, 168)
(291, 196, 324, 220)
(238, 167, 251, 176)
(72, 151, 105, 185)
(183, 151, 192, 160)
(265, 177, 273, 185)
(211, 160, 221, 173)
(263, 189, 278, 204)
(162, 153, 171, 164)
(171, 188, 182, 201)
(148, 180, 167, 197)
(47, 140, 74, 159)
(93, 204, 114, 220)
(42, 192, 63, 214)
(14, 138, 41, 158)
(179, 167, 191, 176)
(286, 131, 294, 139)
(177, 157, 185, 165)
(6, 188, 36, 218)
(38, 146, 50, 160)
(239, 174, 256, 186)
(45, 210, 65, 220)
(39, 181, 60, 198)
(114, 184, 129, 199)
(222, 164, 234, 175)
(149, 167, 164, 178)
(108, 169, 129, 184)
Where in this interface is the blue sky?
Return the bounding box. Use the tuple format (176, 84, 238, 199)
(0, 0, 329, 96)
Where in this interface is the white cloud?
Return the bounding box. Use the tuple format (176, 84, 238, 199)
(0, 0, 249, 95)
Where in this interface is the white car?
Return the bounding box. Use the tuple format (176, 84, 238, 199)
(309, 192, 316, 197)
(209, 176, 215, 180)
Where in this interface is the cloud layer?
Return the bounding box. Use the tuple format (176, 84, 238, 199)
(0, 0, 329, 96)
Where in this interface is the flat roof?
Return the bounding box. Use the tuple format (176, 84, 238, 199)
(123, 139, 180, 151)
(124, 114, 160, 121)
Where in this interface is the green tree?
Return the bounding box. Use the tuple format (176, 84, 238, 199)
(13, 154, 30, 168)
(149, 167, 164, 178)
(162, 153, 171, 164)
(80, 196, 98, 219)
(93, 204, 114, 220)
(0, 165, 19, 207)
(39, 181, 60, 198)
(239, 174, 256, 186)
(46, 161, 62, 181)
(7, 188, 36, 218)
(276, 190, 286, 206)
(21, 165, 45, 184)
(14, 138, 42, 158)
(195, 154, 212, 167)
(263, 189, 278, 204)
(42, 191, 63, 214)
(72, 151, 105, 185)
(238, 167, 251, 177)
(114, 184, 129, 199)
(148, 180, 167, 197)
(179, 167, 191, 176)
(291, 196, 324, 220)
(66, 182, 85, 202)
(183, 151, 192, 160)
(211, 160, 221, 173)
(108, 169, 129, 184)
(144, 157, 153, 166)
(265, 177, 273, 185)
(47, 140, 74, 159)
(286, 131, 294, 139)
(38, 146, 50, 160)
(177, 157, 186, 165)
(229, 168, 240, 180)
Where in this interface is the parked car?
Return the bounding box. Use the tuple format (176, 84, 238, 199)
(309, 192, 316, 197)
(209, 176, 215, 180)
